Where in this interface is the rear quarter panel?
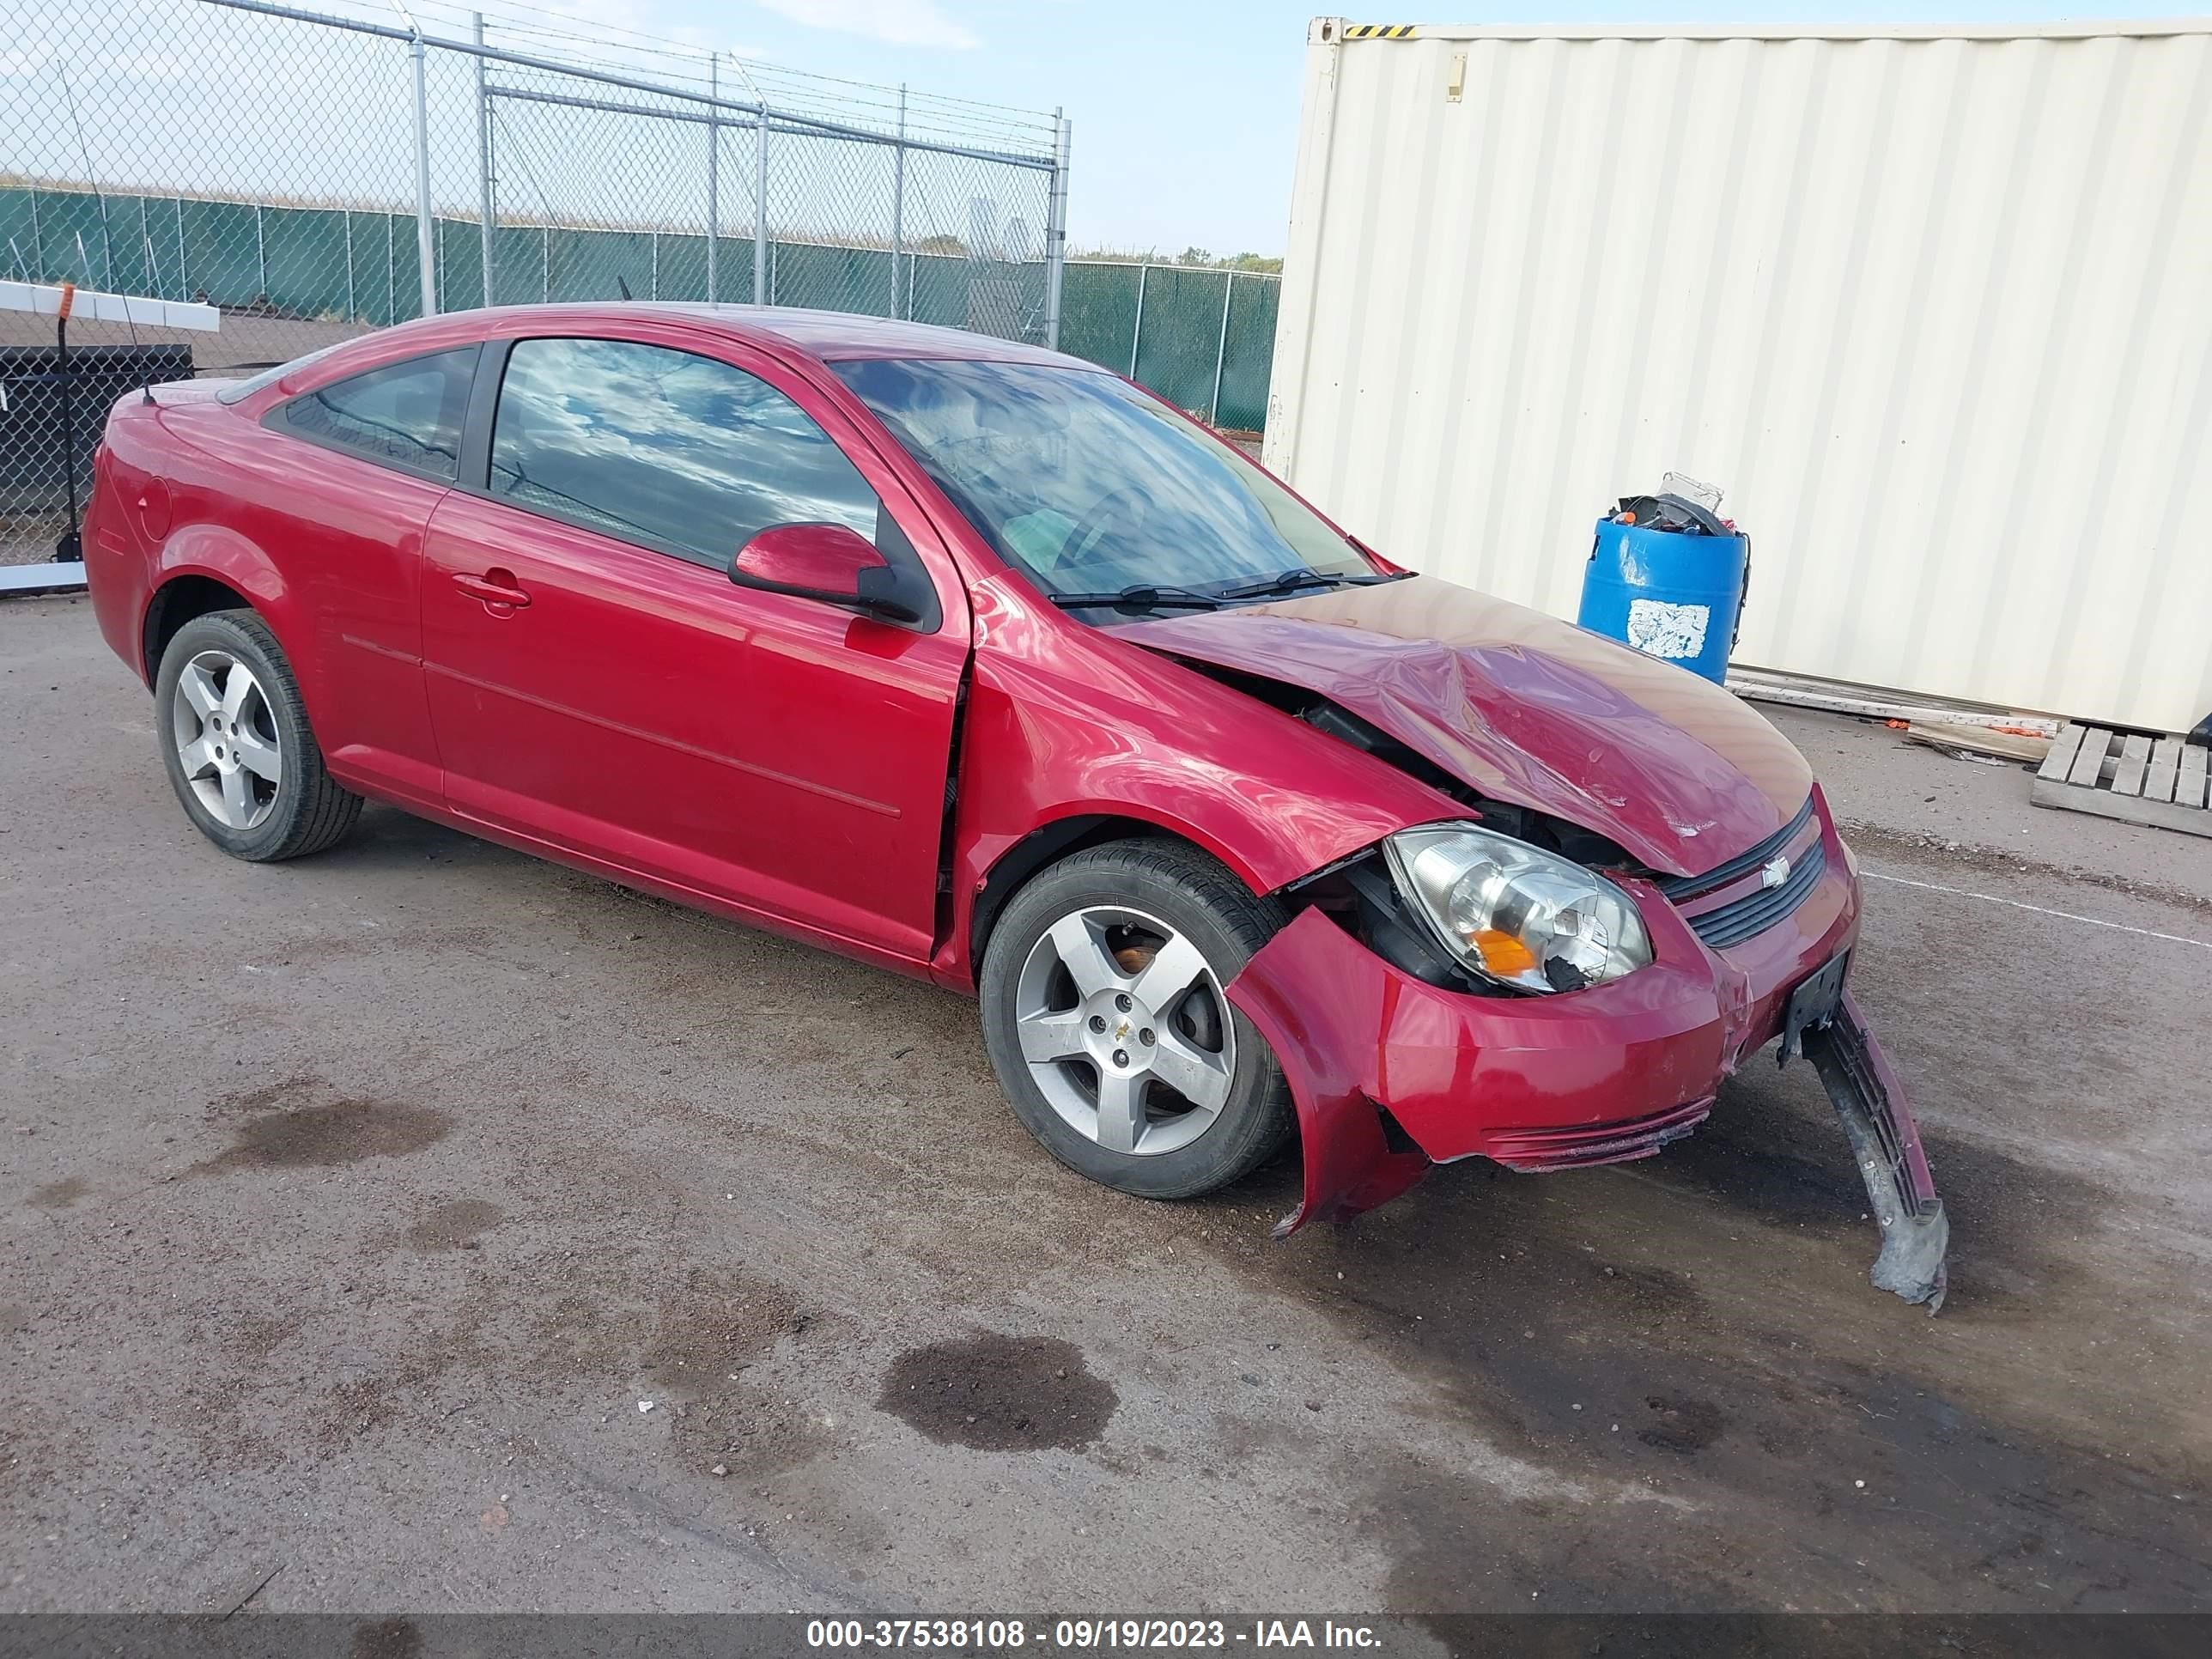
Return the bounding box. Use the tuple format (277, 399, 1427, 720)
(106, 391, 450, 805)
(82, 398, 175, 678)
(87, 392, 304, 680)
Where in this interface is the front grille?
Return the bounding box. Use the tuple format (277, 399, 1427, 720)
(1680, 837, 1827, 948)
(1655, 794, 1814, 902)
(1647, 793, 1826, 950)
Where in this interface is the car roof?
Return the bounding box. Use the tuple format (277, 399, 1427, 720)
(408, 302, 1095, 369)
(673, 304, 1087, 368)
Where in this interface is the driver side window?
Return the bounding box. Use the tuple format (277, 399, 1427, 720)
(488, 337, 881, 571)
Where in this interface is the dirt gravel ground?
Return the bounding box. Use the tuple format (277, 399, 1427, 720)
(3, 593, 2209, 1614)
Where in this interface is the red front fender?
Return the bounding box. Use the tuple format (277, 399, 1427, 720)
(1225, 907, 1433, 1235)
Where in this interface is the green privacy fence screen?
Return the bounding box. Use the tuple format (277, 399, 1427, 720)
(1, 186, 1279, 433)
(1054, 262, 1279, 433)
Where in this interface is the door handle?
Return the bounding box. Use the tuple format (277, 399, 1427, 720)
(453, 569, 531, 610)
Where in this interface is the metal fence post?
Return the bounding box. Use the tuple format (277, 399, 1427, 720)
(174, 196, 185, 299)
(753, 106, 769, 305)
(890, 83, 906, 319)
(410, 22, 437, 315)
(343, 209, 355, 319)
(254, 202, 265, 297)
(1210, 268, 1235, 423)
(1043, 108, 1069, 348)
(92, 179, 115, 288)
(706, 52, 719, 303)
(1128, 261, 1148, 375)
(476, 12, 494, 307)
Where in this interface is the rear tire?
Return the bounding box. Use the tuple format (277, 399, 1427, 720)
(980, 839, 1295, 1200)
(155, 609, 362, 862)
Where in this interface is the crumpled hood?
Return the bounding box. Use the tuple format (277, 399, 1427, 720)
(1115, 574, 1812, 878)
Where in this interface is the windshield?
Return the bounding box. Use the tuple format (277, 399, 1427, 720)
(830, 358, 1375, 609)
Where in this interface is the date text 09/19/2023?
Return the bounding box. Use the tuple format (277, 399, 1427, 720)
(805, 1619, 1383, 1650)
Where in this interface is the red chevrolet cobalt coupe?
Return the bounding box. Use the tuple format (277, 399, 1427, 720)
(83, 306, 1945, 1305)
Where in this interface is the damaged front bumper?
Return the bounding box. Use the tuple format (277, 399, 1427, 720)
(1801, 991, 1949, 1310)
(1225, 804, 1948, 1310)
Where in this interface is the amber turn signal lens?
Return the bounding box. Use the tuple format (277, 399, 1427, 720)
(1468, 927, 1539, 978)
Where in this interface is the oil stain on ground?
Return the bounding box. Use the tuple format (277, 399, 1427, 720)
(1637, 1393, 1725, 1452)
(191, 1097, 452, 1176)
(404, 1198, 505, 1251)
(880, 1334, 1116, 1451)
(27, 1176, 89, 1211)
(349, 1617, 422, 1659)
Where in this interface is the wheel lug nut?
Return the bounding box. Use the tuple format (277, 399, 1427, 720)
(1112, 1048, 1129, 1067)
(1088, 1015, 1107, 1033)
(1115, 994, 1132, 1012)
(1139, 1028, 1155, 1046)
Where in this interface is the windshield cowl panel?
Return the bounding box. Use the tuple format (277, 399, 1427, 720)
(831, 357, 1375, 615)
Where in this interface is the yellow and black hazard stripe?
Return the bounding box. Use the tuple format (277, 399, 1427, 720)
(1343, 23, 1416, 40)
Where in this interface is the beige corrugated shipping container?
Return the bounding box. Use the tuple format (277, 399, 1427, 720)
(1266, 18, 2212, 735)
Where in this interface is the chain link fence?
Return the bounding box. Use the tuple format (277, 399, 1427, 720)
(1058, 262, 1279, 439)
(1, 0, 1068, 562)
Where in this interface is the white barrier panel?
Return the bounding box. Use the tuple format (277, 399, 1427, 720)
(0, 281, 222, 333)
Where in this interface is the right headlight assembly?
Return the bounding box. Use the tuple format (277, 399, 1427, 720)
(1382, 823, 1654, 994)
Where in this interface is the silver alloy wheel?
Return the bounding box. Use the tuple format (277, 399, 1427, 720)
(171, 649, 283, 830)
(1012, 903, 1237, 1157)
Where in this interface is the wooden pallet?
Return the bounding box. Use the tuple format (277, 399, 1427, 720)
(2033, 722, 2212, 837)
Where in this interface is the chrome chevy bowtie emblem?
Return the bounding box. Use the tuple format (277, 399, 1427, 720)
(1761, 855, 1792, 890)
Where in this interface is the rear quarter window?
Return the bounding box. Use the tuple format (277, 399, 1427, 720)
(267, 346, 479, 483)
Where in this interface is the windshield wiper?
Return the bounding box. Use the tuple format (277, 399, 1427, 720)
(1213, 568, 1401, 601)
(1047, 584, 1224, 613)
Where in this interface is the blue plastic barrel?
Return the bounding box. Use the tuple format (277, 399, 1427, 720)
(1576, 519, 1749, 684)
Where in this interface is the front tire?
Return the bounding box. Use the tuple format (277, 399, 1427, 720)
(980, 840, 1296, 1200)
(155, 609, 362, 862)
